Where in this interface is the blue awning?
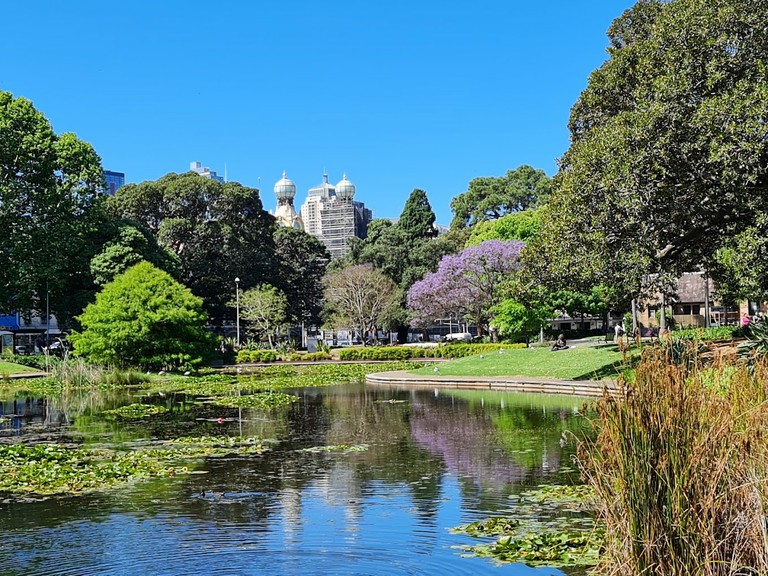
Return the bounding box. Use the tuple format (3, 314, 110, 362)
(0, 314, 20, 331)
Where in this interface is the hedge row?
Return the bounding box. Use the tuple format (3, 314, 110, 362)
(236, 349, 279, 363)
(338, 343, 526, 361)
(282, 351, 332, 362)
(237, 350, 332, 363)
(671, 326, 744, 342)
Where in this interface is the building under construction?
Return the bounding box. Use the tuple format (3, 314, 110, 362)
(299, 173, 372, 258)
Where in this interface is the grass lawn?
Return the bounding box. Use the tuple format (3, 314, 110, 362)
(410, 343, 631, 380)
(0, 361, 42, 375)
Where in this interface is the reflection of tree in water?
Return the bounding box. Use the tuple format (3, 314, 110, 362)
(408, 391, 588, 499)
(306, 384, 447, 525)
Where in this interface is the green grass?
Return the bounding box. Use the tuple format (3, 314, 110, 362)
(0, 361, 41, 375)
(409, 343, 630, 380)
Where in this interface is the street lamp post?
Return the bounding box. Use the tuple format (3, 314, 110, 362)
(235, 277, 241, 346)
(46, 283, 50, 345)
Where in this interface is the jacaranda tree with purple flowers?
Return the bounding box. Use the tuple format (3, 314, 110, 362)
(407, 240, 525, 336)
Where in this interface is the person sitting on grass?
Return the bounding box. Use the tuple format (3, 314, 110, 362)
(551, 334, 568, 351)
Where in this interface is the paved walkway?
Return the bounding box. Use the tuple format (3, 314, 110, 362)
(365, 370, 618, 398)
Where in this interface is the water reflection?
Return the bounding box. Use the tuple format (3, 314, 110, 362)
(0, 380, 590, 576)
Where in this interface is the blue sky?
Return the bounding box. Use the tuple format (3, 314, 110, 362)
(2, 1, 634, 225)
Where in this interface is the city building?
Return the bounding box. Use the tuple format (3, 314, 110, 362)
(0, 310, 62, 355)
(273, 172, 304, 230)
(103, 170, 125, 195)
(190, 161, 224, 183)
(299, 173, 372, 258)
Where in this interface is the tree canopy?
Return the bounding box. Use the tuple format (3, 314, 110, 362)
(90, 221, 180, 286)
(450, 165, 551, 229)
(0, 91, 106, 323)
(532, 0, 768, 297)
(107, 172, 276, 321)
(70, 262, 211, 370)
(324, 264, 402, 342)
(273, 227, 330, 327)
(397, 188, 438, 240)
(466, 209, 542, 246)
(407, 240, 525, 335)
(237, 284, 288, 349)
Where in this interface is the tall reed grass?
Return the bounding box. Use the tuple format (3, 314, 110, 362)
(578, 349, 768, 575)
(50, 359, 148, 388)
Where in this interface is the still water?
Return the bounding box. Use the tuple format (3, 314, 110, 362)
(0, 381, 591, 576)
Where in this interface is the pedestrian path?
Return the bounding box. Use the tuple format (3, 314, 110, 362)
(365, 370, 618, 398)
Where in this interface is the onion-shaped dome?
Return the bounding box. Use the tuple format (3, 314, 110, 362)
(335, 173, 356, 200)
(274, 171, 296, 201)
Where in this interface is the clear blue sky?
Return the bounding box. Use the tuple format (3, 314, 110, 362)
(2, 0, 634, 225)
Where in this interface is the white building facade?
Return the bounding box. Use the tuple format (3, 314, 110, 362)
(296, 173, 372, 258)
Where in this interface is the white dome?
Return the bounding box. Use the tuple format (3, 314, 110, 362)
(335, 173, 355, 200)
(274, 171, 296, 200)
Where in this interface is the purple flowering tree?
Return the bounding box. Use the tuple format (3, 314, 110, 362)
(407, 240, 525, 335)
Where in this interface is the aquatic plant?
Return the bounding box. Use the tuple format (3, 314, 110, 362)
(453, 482, 600, 567)
(468, 531, 601, 567)
(458, 517, 520, 537)
(211, 392, 297, 409)
(51, 358, 107, 387)
(103, 403, 169, 419)
(578, 352, 768, 575)
(170, 435, 273, 457)
(0, 443, 189, 497)
(141, 362, 419, 397)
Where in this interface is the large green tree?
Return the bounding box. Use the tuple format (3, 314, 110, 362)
(347, 217, 464, 341)
(0, 91, 106, 323)
(398, 188, 438, 240)
(238, 284, 288, 349)
(466, 209, 542, 246)
(532, 0, 768, 297)
(273, 227, 330, 327)
(107, 172, 276, 321)
(90, 221, 180, 286)
(450, 165, 551, 230)
(70, 262, 211, 370)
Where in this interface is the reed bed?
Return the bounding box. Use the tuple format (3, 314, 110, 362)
(578, 349, 768, 575)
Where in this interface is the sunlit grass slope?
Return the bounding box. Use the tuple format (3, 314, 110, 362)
(409, 344, 627, 380)
(0, 361, 41, 375)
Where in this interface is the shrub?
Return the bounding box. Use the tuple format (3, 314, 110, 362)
(301, 352, 331, 362)
(672, 326, 742, 342)
(335, 343, 526, 361)
(236, 349, 278, 363)
(438, 342, 526, 358)
(69, 262, 211, 370)
(252, 350, 277, 363)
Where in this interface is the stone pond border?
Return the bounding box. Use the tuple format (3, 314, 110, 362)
(366, 370, 618, 398)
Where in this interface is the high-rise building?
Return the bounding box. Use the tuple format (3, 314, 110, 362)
(104, 170, 125, 195)
(299, 173, 372, 258)
(190, 161, 224, 183)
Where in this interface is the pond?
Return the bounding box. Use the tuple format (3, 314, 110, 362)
(0, 378, 592, 576)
